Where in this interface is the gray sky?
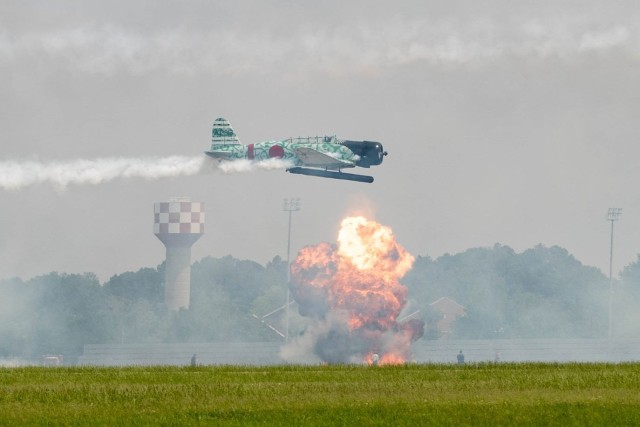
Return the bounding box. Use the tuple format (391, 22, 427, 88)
(1, 0, 639, 281)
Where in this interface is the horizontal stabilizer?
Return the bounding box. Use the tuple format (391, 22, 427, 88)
(287, 167, 374, 183)
(205, 151, 234, 159)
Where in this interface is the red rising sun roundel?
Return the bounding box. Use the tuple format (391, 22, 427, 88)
(269, 145, 285, 159)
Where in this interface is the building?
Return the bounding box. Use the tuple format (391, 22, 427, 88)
(429, 297, 466, 338)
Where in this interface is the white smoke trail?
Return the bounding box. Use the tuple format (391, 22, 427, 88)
(0, 156, 298, 190)
(0, 156, 205, 190)
(218, 158, 294, 174)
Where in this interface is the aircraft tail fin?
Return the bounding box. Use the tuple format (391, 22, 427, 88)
(211, 117, 241, 146)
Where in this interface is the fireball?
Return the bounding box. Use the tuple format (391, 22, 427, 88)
(289, 216, 423, 364)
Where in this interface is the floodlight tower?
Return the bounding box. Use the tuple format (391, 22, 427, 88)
(283, 197, 301, 342)
(607, 208, 622, 338)
(154, 198, 204, 311)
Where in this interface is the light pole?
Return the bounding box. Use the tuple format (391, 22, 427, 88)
(607, 208, 622, 339)
(283, 198, 301, 342)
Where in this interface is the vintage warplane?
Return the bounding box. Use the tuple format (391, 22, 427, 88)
(205, 118, 387, 183)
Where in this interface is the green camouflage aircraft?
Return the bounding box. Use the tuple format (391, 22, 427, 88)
(205, 118, 387, 183)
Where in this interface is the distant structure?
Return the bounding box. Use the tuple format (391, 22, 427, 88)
(607, 207, 622, 338)
(154, 198, 204, 310)
(430, 297, 466, 339)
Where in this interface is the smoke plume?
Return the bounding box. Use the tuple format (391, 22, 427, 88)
(282, 216, 423, 365)
(1, 17, 637, 77)
(218, 158, 294, 174)
(0, 156, 205, 190)
(0, 156, 297, 190)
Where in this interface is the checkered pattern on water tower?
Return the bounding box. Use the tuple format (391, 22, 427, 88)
(153, 201, 204, 235)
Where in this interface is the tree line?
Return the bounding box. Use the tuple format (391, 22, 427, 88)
(1, 245, 640, 363)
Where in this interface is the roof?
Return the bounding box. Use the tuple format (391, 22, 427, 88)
(429, 296, 466, 310)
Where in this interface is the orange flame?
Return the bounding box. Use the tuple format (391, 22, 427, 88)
(290, 216, 422, 364)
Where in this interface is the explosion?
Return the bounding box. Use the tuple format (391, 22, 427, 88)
(284, 216, 424, 365)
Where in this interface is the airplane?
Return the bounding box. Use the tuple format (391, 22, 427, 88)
(204, 118, 387, 183)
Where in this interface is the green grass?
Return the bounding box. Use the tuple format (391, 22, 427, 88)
(2, 363, 640, 425)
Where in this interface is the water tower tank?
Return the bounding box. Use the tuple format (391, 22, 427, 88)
(154, 198, 204, 310)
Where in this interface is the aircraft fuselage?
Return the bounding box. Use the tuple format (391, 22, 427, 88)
(204, 118, 386, 182)
(206, 136, 385, 170)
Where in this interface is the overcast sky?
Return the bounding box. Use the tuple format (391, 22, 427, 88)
(1, 0, 639, 281)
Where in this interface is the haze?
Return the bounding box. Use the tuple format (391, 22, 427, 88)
(1, 0, 639, 281)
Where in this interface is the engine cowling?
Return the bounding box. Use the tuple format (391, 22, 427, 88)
(341, 140, 387, 168)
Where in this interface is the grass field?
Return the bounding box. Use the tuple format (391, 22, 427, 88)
(2, 363, 640, 425)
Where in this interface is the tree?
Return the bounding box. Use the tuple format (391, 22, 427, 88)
(616, 255, 640, 337)
(29, 273, 111, 362)
(103, 267, 164, 303)
(191, 256, 270, 310)
(620, 255, 640, 301)
(406, 244, 608, 339)
(0, 278, 33, 358)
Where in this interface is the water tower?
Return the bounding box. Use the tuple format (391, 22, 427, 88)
(154, 198, 204, 310)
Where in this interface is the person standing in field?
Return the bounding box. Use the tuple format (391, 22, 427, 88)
(191, 354, 197, 367)
(371, 353, 379, 366)
(457, 350, 465, 365)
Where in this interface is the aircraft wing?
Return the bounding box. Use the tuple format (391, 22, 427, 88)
(294, 147, 355, 170)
